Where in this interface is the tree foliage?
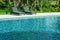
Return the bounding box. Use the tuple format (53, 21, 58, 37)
(0, 0, 59, 12)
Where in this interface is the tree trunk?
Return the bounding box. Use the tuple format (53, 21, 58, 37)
(58, 0, 60, 11)
(59, 0, 60, 8)
(27, 0, 28, 5)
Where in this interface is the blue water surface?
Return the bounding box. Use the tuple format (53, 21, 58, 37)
(0, 16, 60, 40)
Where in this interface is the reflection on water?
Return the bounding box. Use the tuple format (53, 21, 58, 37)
(0, 16, 60, 40)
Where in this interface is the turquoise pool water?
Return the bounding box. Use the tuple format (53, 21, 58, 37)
(0, 16, 60, 40)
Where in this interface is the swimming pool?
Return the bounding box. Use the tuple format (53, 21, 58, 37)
(0, 13, 60, 40)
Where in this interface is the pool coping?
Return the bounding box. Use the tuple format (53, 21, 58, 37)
(0, 13, 60, 21)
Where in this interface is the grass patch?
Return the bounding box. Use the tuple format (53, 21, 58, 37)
(0, 10, 6, 14)
(50, 7, 58, 12)
(0, 10, 10, 15)
(42, 7, 50, 12)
